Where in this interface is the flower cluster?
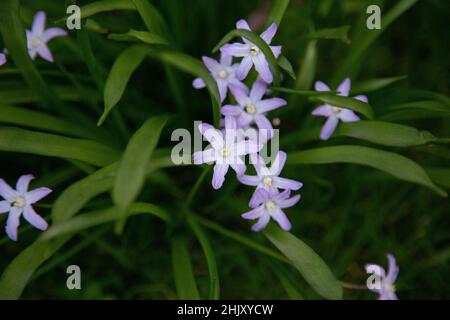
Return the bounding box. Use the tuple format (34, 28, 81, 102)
(192, 19, 302, 232)
(0, 175, 51, 241)
(0, 11, 67, 66)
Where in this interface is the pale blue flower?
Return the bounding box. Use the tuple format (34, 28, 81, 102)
(312, 78, 367, 140)
(0, 175, 52, 241)
(365, 254, 399, 300)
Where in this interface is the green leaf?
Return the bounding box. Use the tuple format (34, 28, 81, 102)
(271, 87, 335, 96)
(108, 29, 169, 45)
(113, 116, 168, 211)
(313, 94, 374, 119)
(308, 26, 351, 44)
(264, 224, 342, 300)
(43, 203, 170, 241)
(268, 0, 291, 25)
(278, 55, 296, 80)
(293, 40, 317, 91)
(0, 0, 63, 110)
(334, 0, 418, 82)
(0, 127, 120, 167)
(62, 0, 135, 22)
(351, 75, 407, 94)
(213, 29, 281, 86)
(426, 167, 450, 189)
(335, 120, 445, 147)
(287, 145, 447, 197)
(100, 45, 152, 125)
(171, 236, 201, 300)
(188, 214, 220, 300)
(132, 0, 169, 37)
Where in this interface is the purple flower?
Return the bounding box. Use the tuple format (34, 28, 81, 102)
(242, 188, 300, 231)
(0, 175, 52, 241)
(26, 11, 67, 62)
(220, 19, 281, 84)
(192, 117, 263, 189)
(311, 78, 368, 140)
(239, 151, 302, 206)
(365, 254, 399, 300)
(221, 79, 286, 136)
(193, 53, 248, 102)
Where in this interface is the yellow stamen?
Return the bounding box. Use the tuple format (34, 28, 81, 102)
(30, 36, 42, 47)
(245, 104, 256, 113)
(265, 200, 277, 212)
(263, 177, 273, 187)
(218, 70, 229, 79)
(11, 197, 25, 208)
(250, 46, 260, 56)
(220, 148, 230, 157)
(332, 106, 341, 113)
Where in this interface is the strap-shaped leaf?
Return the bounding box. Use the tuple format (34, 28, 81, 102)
(108, 29, 169, 45)
(308, 26, 351, 44)
(113, 116, 168, 211)
(268, 0, 291, 25)
(264, 224, 342, 300)
(171, 236, 201, 300)
(288, 145, 447, 197)
(0, 126, 120, 166)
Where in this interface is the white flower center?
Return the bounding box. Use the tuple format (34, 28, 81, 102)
(263, 177, 273, 187)
(332, 106, 341, 113)
(218, 70, 229, 79)
(245, 104, 256, 114)
(30, 36, 42, 47)
(11, 196, 26, 208)
(220, 147, 230, 157)
(250, 46, 260, 56)
(265, 200, 277, 212)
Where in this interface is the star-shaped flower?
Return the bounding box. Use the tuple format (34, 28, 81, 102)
(311, 78, 368, 140)
(26, 11, 67, 62)
(242, 188, 300, 232)
(221, 79, 286, 137)
(0, 49, 7, 66)
(0, 175, 52, 241)
(192, 117, 263, 189)
(365, 254, 399, 300)
(193, 53, 248, 102)
(220, 19, 281, 84)
(239, 151, 302, 206)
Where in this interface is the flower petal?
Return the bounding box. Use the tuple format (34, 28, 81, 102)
(237, 113, 253, 128)
(312, 104, 332, 117)
(337, 78, 351, 96)
(270, 45, 282, 58)
(260, 23, 277, 43)
(0, 53, 6, 66)
(235, 56, 253, 80)
(269, 151, 287, 176)
(249, 78, 267, 101)
(193, 149, 216, 165)
(16, 174, 35, 194)
(5, 206, 21, 241)
(254, 115, 273, 140)
(202, 56, 220, 73)
(37, 44, 54, 62)
(43, 27, 67, 42)
(199, 123, 224, 149)
(235, 140, 262, 156)
(242, 205, 264, 220)
(217, 80, 228, 102)
(320, 116, 339, 140)
(193, 77, 206, 89)
(354, 95, 368, 103)
(253, 53, 272, 83)
(273, 177, 303, 191)
(221, 43, 250, 58)
(0, 200, 11, 214)
(251, 214, 270, 232)
(338, 109, 360, 122)
(229, 83, 250, 106)
(220, 52, 232, 66)
(23, 205, 48, 231)
(0, 179, 17, 201)
(386, 254, 399, 284)
(271, 208, 292, 231)
(230, 157, 246, 176)
(212, 163, 229, 189)
(32, 11, 46, 35)
(257, 97, 286, 113)
(25, 187, 52, 204)
(314, 81, 330, 92)
(236, 19, 251, 31)
(238, 174, 260, 187)
(277, 194, 301, 208)
(221, 105, 241, 117)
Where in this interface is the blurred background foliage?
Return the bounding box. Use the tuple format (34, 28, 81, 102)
(0, 0, 449, 299)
